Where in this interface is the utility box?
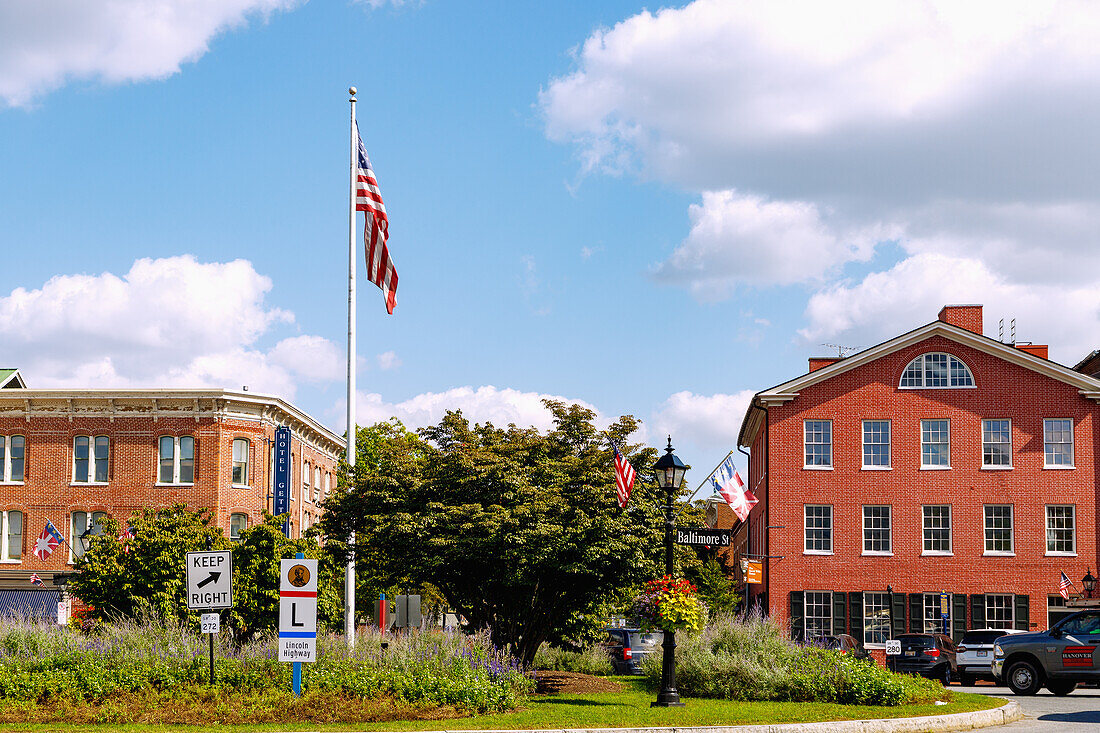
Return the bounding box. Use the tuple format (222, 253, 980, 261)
(393, 595, 421, 629)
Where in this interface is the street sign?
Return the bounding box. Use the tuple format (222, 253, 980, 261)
(885, 639, 901, 656)
(185, 550, 233, 610)
(940, 592, 950, 619)
(745, 560, 763, 584)
(201, 613, 220, 634)
(279, 558, 318, 663)
(675, 527, 731, 547)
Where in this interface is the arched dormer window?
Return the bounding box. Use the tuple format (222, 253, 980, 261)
(900, 353, 974, 388)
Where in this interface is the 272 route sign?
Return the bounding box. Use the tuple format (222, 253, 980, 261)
(186, 550, 233, 610)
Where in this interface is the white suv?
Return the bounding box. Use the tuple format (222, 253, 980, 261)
(957, 628, 1026, 685)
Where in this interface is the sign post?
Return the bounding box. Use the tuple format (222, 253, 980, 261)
(940, 592, 950, 635)
(280, 553, 318, 696)
(186, 550, 232, 685)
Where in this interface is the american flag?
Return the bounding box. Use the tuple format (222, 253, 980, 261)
(29, 573, 42, 586)
(356, 123, 397, 314)
(1060, 571, 1074, 600)
(613, 445, 636, 509)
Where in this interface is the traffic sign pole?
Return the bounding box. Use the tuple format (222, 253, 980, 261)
(294, 552, 303, 697)
(209, 622, 215, 685)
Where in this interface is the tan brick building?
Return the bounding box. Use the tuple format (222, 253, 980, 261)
(0, 371, 342, 601)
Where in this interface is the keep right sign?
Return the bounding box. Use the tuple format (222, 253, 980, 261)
(279, 558, 318, 662)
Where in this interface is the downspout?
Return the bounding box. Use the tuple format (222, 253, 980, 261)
(737, 443, 752, 608)
(764, 408, 770, 613)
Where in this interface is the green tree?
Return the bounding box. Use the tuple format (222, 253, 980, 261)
(686, 555, 740, 617)
(319, 401, 700, 665)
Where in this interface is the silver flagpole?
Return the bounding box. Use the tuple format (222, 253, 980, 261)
(345, 86, 358, 646)
(686, 449, 736, 502)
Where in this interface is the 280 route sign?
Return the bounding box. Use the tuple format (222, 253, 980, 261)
(186, 550, 233, 610)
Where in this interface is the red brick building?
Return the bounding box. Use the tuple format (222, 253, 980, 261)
(0, 372, 342, 604)
(736, 305, 1100, 651)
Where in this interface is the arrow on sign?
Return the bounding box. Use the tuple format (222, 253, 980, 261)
(196, 572, 221, 589)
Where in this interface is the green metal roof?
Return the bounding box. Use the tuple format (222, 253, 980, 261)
(0, 370, 25, 388)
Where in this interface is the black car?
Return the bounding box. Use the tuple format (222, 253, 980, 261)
(600, 628, 663, 675)
(887, 633, 957, 686)
(823, 634, 872, 662)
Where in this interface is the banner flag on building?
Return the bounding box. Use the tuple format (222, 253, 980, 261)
(34, 520, 64, 561)
(355, 122, 397, 314)
(1060, 571, 1074, 600)
(710, 453, 758, 522)
(612, 444, 636, 509)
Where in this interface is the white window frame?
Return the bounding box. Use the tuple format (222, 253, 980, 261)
(862, 505, 892, 555)
(0, 435, 26, 484)
(324, 472, 331, 498)
(863, 591, 891, 647)
(983, 504, 1014, 555)
(920, 419, 950, 469)
(804, 590, 832, 641)
(898, 352, 976, 389)
(157, 436, 195, 485)
(72, 435, 109, 484)
(231, 438, 250, 487)
(862, 420, 891, 469)
(230, 512, 248, 541)
(922, 592, 951, 634)
(804, 420, 833, 469)
(70, 510, 107, 562)
(0, 510, 22, 563)
(985, 594, 1014, 630)
(804, 505, 833, 554)
(922, 505, 952, 555)
(1043, 419, 1074, 469)
(314, 466, 321, 503)
(1045, 504, 1076, 556)
(303, 460, 311, 503)
(981, 419, 1012, 469)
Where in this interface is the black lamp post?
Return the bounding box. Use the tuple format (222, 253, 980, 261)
(1083, 569, 1096, 599)
(651, 437, 687, 708)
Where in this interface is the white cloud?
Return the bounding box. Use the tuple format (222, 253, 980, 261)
(1, 256, 342, 400)
(376, 351, 401, 370)
(800, 253, 1100, 365)
(0, 0, 299, 106)
(651, 390, 756, 453)
(655, 190, 891, 296)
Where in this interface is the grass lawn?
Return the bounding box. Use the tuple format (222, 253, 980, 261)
(0, 679, 1009, 733)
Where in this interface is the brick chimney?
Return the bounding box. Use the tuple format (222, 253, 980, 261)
(1015, 343, 1049, 360)
(808, 357, 842, 372)
(938, 304, 983, 335)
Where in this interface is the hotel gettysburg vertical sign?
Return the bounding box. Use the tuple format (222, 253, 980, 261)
(274, 426, 291, 535)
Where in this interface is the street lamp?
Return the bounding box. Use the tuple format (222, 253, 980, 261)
(1083, 569, 1096, 599)
(651, 437, 687, 708)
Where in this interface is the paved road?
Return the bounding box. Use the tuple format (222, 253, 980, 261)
(957, 684, 1100, 731)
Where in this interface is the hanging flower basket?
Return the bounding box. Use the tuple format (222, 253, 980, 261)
(633, 575, 707, 633)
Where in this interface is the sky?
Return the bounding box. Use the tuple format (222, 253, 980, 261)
(3, 0, 1100, 490)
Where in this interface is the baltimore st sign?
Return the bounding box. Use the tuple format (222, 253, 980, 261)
(675, 527, 731, 548)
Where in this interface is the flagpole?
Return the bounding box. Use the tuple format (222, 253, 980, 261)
(345, 86, 358, 647)
(687, 449, 736, 502)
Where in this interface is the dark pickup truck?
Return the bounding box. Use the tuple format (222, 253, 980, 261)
(993, 608, 1100, 695)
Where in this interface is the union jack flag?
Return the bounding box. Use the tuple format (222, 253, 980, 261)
(613, 445, 636, 509)
(356, 123, 397, 314)
(1060, 571, 1074, 600)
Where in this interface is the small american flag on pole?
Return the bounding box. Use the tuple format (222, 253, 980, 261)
(29, 573, 42, 586)
(1060, 571, 1074, 600)
(613, 445, 636, 509)
(355, 123, 397, 314)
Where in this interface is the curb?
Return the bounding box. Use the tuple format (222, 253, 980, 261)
(374, 701, 1023, 733)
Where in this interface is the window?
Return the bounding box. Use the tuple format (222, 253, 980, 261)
(232, 438, 249, 486)
(804, 505, 833, 553)
(1049, 595, 1075, 628)
(1, 510, 21, 561)
(230, 513, 248, 541)
(1044, 419, 1074, 467)
(1046, 505, 1076, 554)
(73, 436, 109, 483)
(862, 420, 890, 467)
(921, 420, 950, 467)
(863, 505, 891, 553)
(804, 420, 832, 467)
(805, 591, 832, 641)
(923, 593, 951, 634)
(899, 353, 974, 388)
(0, 436, 25, 483)
(984, 505, 1013, 553)
(324, 472, 331, 498)
(922, 505, 951, 553)
(982, 419, 1012, 467)
(985, 594, 1014, 629)
(864, 592, 890, 645)
(303, 462, 311, 503)
(71, 511, 107, 559)
(158, 436, 195, 484)
(314, 466, 321, 502)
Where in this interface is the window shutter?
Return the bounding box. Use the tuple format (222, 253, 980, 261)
(971, 594, 986, 628)
(832, 591, 847, 635)
(908, 593, 922, 632)
(849, 591, 864, 644)
(952, 594, 967, 642)
(789, 591, 804, 642)
(1014, 594, 1030, 631)
(891, 593, 906, 638)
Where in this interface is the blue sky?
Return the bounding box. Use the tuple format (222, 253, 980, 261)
(3, 0, 1100, 486)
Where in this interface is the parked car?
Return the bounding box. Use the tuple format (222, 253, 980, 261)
(956, 628, 1027, 685)
(886, 633, 957, 686)
(600, 628, 664, 675)
(993, 609, 1100, 696)
(822, 634, 872, 662)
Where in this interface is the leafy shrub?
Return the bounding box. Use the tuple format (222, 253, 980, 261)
(532, 642, 615, 675)
(642, 611, 944, 706)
